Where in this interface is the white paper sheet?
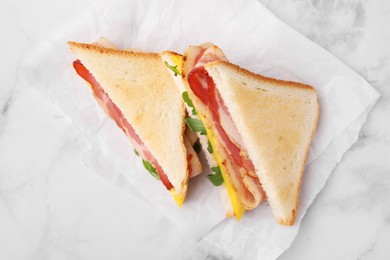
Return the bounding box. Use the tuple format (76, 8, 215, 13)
(22, 0, 380, 258)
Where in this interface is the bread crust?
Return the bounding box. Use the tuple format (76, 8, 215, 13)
(160, 50, 182, 57)
(286, 88, 319, 226)
(205, 60, 316, 92)
(69, 41, 161, 60)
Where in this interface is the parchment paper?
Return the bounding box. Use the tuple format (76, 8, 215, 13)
(23, 0, 380, 258)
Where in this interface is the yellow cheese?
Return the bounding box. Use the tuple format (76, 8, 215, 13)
(170, 188, 185, 207)
(171, 54, 183, 74)
(164, 52, 183, 76)
(197, 113, 245, 220)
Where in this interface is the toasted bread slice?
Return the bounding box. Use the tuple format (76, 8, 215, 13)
(68, 42, 188, 199)
(205, 61, 319, 225)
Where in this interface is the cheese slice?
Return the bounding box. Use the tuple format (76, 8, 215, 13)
(197, 113, 245, 220)
(170, 188, 186, 207)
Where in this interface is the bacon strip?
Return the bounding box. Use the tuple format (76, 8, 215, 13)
(73, 60, 173, 190)
(185, 45, 265, 209)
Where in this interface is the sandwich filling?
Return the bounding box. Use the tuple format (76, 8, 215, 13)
(185, 44, 266, 210)
(73, 60, 174, 190)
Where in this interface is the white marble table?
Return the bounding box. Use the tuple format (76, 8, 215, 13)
(1, 0, 389, 259)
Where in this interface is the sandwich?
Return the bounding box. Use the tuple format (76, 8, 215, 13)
(68, 39, 203, 206)
(179, 43, 319, 225)
(68, 38, 319, 225)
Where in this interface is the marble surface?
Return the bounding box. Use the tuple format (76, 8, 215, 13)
(1, 0, 389, 259)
